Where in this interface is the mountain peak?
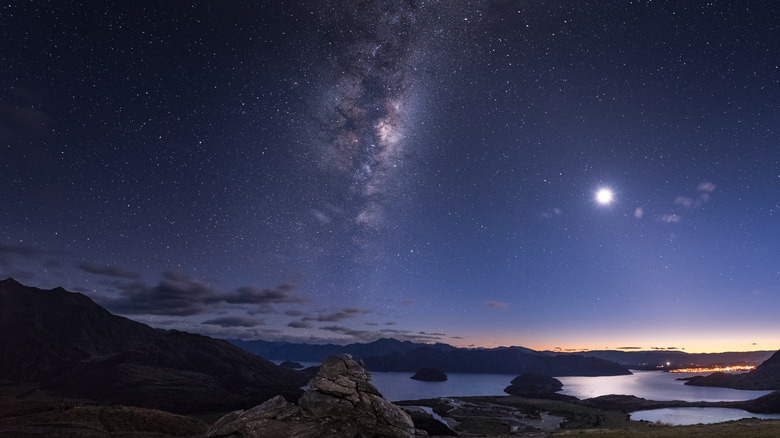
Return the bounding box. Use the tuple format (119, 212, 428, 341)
(0, 277, 22, 287)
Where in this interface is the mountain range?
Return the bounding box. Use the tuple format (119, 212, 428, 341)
(554, 349, 775, 369)
(230, 339, 774, 375)
(0, 278, 308, 414)
(232, 338, 631, 376)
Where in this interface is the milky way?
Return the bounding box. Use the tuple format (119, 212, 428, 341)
(309, 1, 423, 233)
(305, 0, 482, 238)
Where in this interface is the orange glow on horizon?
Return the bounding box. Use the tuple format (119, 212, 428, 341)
(446, 338, 780, 354)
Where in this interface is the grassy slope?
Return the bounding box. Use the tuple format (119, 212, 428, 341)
(397, 395, 780, 438)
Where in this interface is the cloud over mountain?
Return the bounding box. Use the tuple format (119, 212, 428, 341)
(102, 271, 306, 317)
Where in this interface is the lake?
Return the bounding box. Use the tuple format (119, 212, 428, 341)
(369, 371, 518, 402)
(369, 369, 773, 403)
(282, 362, 778, 426)
(556, 370, 773, 402)
(631, 407, 780, 425)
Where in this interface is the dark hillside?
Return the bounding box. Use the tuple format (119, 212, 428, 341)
(0, 278, 308, 413)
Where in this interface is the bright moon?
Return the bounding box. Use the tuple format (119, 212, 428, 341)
(595, 188, 614, 205)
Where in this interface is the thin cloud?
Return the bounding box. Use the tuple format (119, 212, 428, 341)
(201, 316, 264, 328)
(320, 325, 445, 343)
(80, 262, 140, 279)
(485, 300, 510, 310)
(288, 320, 312, 329)
(617, 346, 643, 350)
(104, 271, 306, 317)
(380, 328, 412, 334)
(106, 272, 216, 316)
(672, 181, 716, 213)
(0, 266, 36, 281)
(311, 209, 332, 224)
(228, 284, 306, 314)
(697, 182, 715, 192)
(674, 196, 694, 208)
(320, 325, 374, 339)
(661, 214, 681, 223)
(303, 308, 371, 322)
(419, 331, 445, 336)
(0, 243, 51, 258)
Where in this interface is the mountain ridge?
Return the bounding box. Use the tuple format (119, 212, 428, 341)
(231, 337, 629, 376)
(229, 339, 772, 376)
(0, 278, 308, 414)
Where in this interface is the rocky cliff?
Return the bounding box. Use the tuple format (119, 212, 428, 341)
(207, 354, 423, 438)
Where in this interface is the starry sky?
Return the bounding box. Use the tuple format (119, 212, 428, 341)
(2, 1, 779, 353)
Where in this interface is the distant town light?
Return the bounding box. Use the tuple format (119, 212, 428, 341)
(669, 365, 756, 373)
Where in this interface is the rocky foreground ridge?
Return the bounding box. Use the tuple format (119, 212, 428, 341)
(208, 354, 423, 438)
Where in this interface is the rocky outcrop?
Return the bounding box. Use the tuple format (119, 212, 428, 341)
(410, 367, 447, 382)
(207, 354, 423, 437)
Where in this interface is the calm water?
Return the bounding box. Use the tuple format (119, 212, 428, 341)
(557, 370, 773, 402)
(370, 371, 517, 402)
(631, 407, 780, 425)
(369, 369, 773, 403)
(285, 363, 778, 425)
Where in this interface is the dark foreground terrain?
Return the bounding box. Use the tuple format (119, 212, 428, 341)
(398, 395, 780, 438)
(5, 381, 780, 437)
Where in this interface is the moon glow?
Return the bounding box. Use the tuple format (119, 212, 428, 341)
(595, 188, 614, 205)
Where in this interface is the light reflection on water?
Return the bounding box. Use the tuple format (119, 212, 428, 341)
(557, 370, 773, 402)
(631, 407, 780, 425)
(282, 363, 779, 425)
(369, 372, 517, 402)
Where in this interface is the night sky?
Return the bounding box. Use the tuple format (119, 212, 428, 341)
(2, 1, 779, 353)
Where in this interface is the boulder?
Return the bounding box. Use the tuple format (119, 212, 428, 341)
(207, 354, 423, 437)
(410, 367, 447, 382)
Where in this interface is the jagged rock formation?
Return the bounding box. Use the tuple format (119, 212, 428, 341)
(410, 367, 447, 382)
(207, 354, 423, 438)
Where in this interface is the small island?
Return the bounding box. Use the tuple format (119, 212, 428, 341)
(410, 367, 448, 382)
